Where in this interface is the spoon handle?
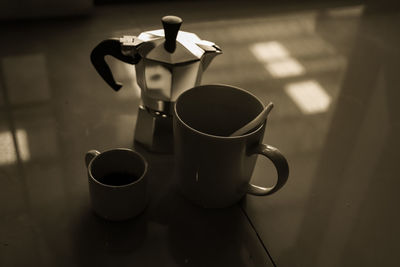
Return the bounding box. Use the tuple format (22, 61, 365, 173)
(230, 102, 274, 136)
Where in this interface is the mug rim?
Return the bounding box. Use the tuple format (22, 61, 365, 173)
(174, 83, 266, 140)
(87, 148, 148, 188)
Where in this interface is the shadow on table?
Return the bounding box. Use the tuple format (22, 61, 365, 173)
(72, 208, 148, 266)
(155, 185, 253, 266)
(136, 141, 255, 267)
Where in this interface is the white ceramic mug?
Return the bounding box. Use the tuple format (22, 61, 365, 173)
(173, 84, 289, 208)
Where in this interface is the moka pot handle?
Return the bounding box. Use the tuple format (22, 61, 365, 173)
(90, 38, 141, 91)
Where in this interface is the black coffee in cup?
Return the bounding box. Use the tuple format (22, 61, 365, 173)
(97, 172, 138, 186)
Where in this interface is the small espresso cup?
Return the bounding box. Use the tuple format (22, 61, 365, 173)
(173, 84, 289, 208)
(85, 148, 148, 221)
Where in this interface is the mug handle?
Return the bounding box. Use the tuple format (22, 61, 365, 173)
(247, 144, 289, 196)
(85, 150, 101, 168)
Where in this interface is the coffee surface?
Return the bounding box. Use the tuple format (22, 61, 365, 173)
(97, 172, 138, 186)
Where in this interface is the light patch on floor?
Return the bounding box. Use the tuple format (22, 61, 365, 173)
(0, 129, 30, 165)
(284, 80, 331, 114)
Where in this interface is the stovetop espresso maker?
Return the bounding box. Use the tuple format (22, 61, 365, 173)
(90, 15, 222, 152)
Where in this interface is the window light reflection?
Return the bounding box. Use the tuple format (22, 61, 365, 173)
(285, 80, 331, 114)
(250, 41, 306, 78)
(250, 41, 289, 62)
(265, 58, 305, 78)
(16, 129, 30, 161)
(0, 129, 30, 165)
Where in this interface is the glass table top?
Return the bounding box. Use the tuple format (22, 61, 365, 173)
(1, 1, 399, 266)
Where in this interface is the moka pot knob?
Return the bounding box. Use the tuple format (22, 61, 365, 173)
(162, 15, 183, 53)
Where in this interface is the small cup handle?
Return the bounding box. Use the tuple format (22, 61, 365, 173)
(85, 150, 101, 168)
(247, 144, 289, 196)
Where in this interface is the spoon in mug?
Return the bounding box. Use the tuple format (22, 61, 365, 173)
(230, 102, 274, 136)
